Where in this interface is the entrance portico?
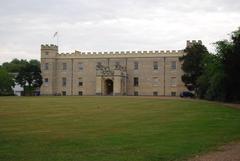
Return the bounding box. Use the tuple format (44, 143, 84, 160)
(96, 65, 127, 96)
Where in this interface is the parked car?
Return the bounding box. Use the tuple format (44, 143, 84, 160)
(180, 91, 195, 98)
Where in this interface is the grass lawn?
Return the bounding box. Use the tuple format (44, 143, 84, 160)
(0, 96, 240, 161)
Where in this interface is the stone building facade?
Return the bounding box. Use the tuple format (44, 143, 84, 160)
(40, 40, 201, 96)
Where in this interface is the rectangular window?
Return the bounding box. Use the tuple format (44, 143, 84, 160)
(171, 61, 177, 70)
(63, 63, 67, 70)
(44, 63, 49, 70)
(44, 78, 48, 83)
(153, 77, 159, 85)
(79, 62, 83, 70)
(134, 91, 139, 96)
(134, 77, 139, 87)
(153, 91, 158, 96)
(79, 78, 83, 86)
(153, 61, 158, 70)
(134, 61, 138, 70)
(79, 91, 83, 96)
(62, 91, 66, 96)
(171, 77, 177, 86)
(62, 77, 67, 86)
(78, 91, 83, 96)
(171, 92, 176, 96)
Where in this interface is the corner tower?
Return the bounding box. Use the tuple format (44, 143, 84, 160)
(186, 40, 202, 47)
(40, 44, 58, 95)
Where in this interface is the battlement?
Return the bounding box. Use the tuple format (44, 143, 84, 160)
(41, 44, 58, 50)
(41, 40, 200, 59)
(186, 40, 202, 47)
(56, 50, 184, 58)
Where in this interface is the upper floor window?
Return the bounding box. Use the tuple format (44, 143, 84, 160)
(134, 77, 139, 87)
(171, 61, 176, 70)
(44, 63, 49, 70)
(134, 61, 138, 70)
(171, 77, 177, 86)
(153, 61, 158, 70)
(79, 62, 83, 70)
(153, 77, 159, 85)
(62, 77, 67, 86)
(63, 63, 67, 70)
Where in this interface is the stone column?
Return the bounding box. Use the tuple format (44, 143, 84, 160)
(96, 76, 102, 95)
(113, 70, 122, 96)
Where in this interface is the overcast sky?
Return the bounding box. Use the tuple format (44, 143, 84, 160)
(0, 0, 239, 64)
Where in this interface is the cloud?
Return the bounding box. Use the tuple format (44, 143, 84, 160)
(0, 0, 240, 64)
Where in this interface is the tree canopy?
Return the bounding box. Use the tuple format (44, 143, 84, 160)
(2, 59, 28, 73)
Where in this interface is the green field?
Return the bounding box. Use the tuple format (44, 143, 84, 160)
(0, 97, 240, 161)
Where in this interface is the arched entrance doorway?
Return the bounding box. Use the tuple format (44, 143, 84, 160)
(105, 79, 113, 95)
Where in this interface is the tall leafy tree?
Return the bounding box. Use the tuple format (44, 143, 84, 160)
(0, 67, 14, 96)
(196, 27, 240, 102)
(216, 28, 240, 102)
(179, 43, 209, 96)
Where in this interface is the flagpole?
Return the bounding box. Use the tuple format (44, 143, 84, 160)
(57, 33, 59, 46)
(53, 32, 59, 46)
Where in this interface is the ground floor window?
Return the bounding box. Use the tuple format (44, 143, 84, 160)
(44, 78, 48, 83)
(62, 77, 67, 86)
(44, 78, 48, 86)
(79, 91, 83, 96)
(134, 91, 139, 96)
(171, 92, 176, 96)
(62, 91, 66, 96)
(153, 91, 158, 96)
(78, 78, 83, 86)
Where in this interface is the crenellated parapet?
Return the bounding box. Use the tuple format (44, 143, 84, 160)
(41, 40, 203, 59)
(186, 40, 202, 47)
(56, 50, 184, 58)
(41, 44, 58, 50)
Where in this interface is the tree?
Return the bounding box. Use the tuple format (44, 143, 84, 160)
(179, 43, 209, 96)
(196, 27, 240, 102)
(197, 53, 225, 100)
(0, 68, 14, 96)
(15, 60, 42, 96)
(215, 28, 240, 102)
